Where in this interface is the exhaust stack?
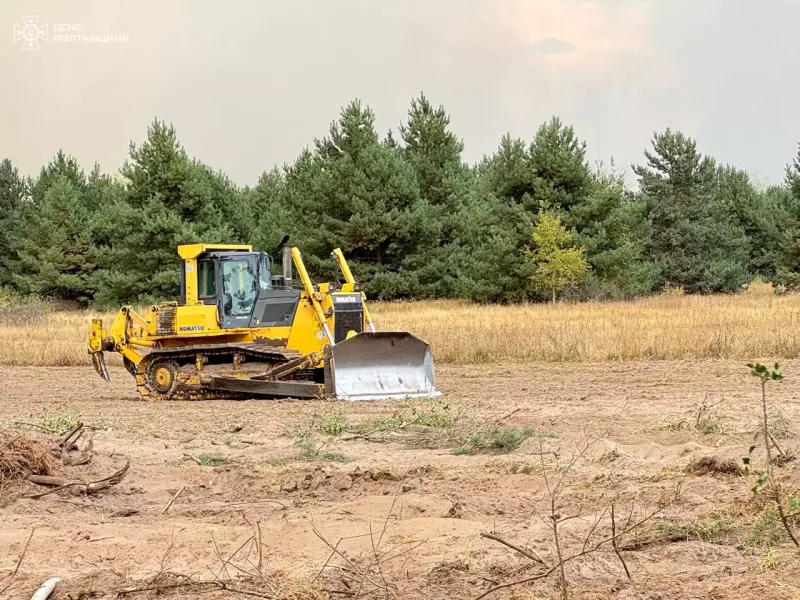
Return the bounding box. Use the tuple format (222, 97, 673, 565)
(282, 245, 293, 287)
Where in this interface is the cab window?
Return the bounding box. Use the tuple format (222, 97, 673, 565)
(198, 260, 216, 298)
(222, 259, 257, 316)
(259, 255, 271, 290)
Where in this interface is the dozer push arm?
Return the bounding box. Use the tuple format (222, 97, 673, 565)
(330, 248, 376, 333)
(291, 247, 335, 345)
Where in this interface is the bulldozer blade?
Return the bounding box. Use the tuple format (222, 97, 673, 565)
(328, 332, 440, 401)
(91, 351, 110, 382)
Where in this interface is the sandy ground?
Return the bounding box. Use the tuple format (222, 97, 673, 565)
(2, 361, 800, 599)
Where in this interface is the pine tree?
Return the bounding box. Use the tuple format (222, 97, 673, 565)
(634, 129, 750, 292)
(0, 159, 27, 286)
(93, 119, 233, 305)
(280, 100, 436, 298)
(528, 117, 591, 212)
(29, 150, 86, 203)
(718, 166, 791, 281)
(398, 94, 473, 297)
(786, 143, 800, 200)
(568, 166, 658, 298)
(399, 93, 465, 207)
(774, 145, 800, 286)
(467, 118, 592, 302)
(484, 134, 533, 207)
(11, 175, 98, 303)
(249, 167, 291, 254)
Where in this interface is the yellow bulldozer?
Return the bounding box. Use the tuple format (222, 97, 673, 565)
(87, 243, 439, 401)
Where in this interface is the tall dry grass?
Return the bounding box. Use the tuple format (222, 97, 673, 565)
(0, 305, 118, 367)
(374, 293, 800, 364)
(0, 292, 798, 367)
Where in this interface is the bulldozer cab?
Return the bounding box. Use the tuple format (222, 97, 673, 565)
(178, 244, 300, 330)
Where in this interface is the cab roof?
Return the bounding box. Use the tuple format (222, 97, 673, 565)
(177, 244, 253, 260)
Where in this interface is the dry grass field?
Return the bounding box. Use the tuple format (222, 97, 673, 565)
(2, 291, 799, 366)
(3, 291, 800, 600)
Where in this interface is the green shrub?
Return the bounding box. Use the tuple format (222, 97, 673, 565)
(196, 451, 230, 467)
(453, 427, 556, 455)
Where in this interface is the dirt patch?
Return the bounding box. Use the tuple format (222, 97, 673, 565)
(1, 361, 799, 600)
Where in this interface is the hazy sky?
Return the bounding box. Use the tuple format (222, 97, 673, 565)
(2, 0, 799, 188)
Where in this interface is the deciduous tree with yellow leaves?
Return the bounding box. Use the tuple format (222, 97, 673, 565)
(529, 214, 588, 304)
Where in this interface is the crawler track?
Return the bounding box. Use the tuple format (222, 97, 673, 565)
(132, 343, 306, 401)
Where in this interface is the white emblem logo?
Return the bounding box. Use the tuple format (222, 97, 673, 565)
(13, 15, 48, 50)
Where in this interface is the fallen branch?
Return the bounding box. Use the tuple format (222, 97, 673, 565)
(118, 581, 213, 597)
(611, 503, 630, 580)
(47, 424, 94, 467)
(13, 528, 35, 578)
(116, 580, 276, 599)
(254, 521, 263, 574)
(339, 431, 391, 443)
(25, 459, 130, 499)
(12, 422, 52, 434)
(495, 407, 521, 423)
(161, 485, 186, 515)
(480, 532, 546, 566)
(183, 453, 202, 466)
(221, 499, 288, 509)
(768, 430, 787, 460)
(60, 422, 84, 450)
(26, 475, 66, 487)
(62, 439, 93, 467)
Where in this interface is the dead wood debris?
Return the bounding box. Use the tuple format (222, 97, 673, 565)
(0, 431, 54, 493)
(685, 456, 742, 476)
(24, 459, 130, 499)
(51, 423, 94, 467)
(0, 425, 130, 500)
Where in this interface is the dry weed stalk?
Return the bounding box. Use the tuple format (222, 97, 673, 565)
(0, 527, 35, 596)
(477, 423, 681, 599)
